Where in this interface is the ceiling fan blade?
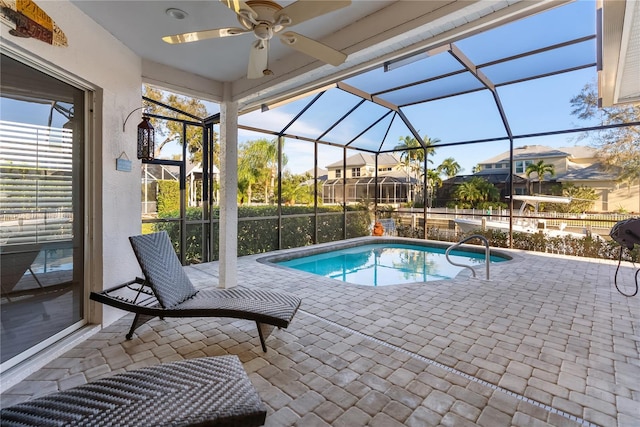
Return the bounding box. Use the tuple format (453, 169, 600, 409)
(247, 40, 269, 79)
(275, 1, 351, 26)
(219, 0, 258, 23)
(163, 27, 248, 44)
(280, 32, 347, 66)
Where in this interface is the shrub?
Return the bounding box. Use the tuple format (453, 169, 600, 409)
(396, 225, 639, 262)
(156, 205, 372, 263)
(157, 180, 180, 214)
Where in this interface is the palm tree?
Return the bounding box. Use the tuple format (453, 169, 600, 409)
(474, 178, 500, 202)
(424, 169, 442, 207)
(437, 157, 462, 179)
(237, 150, 260, 204)
(453, 181, 481, 205)
(525, 160, 555, 194)
(395, 136, 422, 174)
(237, 138, 286, 204)
(395, 135, 439, 166)
(394, 135, 440, 202)
(453, 177, 499, 208)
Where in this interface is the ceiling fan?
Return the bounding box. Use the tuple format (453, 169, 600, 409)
(162, 0, 351, 79)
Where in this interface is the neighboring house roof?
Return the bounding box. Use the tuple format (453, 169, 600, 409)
(186, 162, 220, 176)
(303, 167, 328, 179)
(325, 152, 400, 168)
(478, 145, 598, 165)
(444, 173, 528, 185)
(557, 163, 619, 181)
(378, 169, 413, 180)
(558, 145, 598, 159)
(323, 175, 419, 185)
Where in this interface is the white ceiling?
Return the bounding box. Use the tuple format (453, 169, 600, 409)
(71, 0, 394, 83)
(72, 0, 630, 111)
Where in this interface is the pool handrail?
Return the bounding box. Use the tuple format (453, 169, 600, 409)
(445, 235, 490, 281)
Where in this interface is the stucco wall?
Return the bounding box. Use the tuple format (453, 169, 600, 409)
(1, 0, 143, 327)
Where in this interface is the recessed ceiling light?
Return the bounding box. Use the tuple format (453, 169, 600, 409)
(166, 8, 188, 20)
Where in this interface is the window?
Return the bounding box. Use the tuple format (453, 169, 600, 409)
(515, 160, 534, 174)
(352, 167, 361, 177)
(335, 169, 342, 178)
(378, 167, 392, 172)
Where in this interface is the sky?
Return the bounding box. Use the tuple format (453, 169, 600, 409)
(195, 0, 601, 176)
(1, 0, 602, 177)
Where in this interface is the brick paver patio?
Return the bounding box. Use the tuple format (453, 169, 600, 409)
(2, 237, 639, 426)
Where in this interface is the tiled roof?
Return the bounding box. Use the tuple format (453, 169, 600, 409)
(325, 152, 400, 168)
(478, 145, 597, 165)
(557, 163, 619, 181)
(443, 173, 528, 185)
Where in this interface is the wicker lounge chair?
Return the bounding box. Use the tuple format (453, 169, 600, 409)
(90, 231, 301, 352)
(0, 355, 267, 426)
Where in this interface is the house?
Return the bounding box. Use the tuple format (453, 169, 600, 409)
(322, 153, 419, 205)
(476, 145, 602, 179)
(472, 145, 631, 212)
(186, 162, 220, 207)
(325, 153, 403, 179)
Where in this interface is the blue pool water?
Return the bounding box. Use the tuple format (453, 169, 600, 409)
(278, 243, 508, 286)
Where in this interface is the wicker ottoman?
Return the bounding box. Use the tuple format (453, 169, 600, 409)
(1, 356, 266, 426)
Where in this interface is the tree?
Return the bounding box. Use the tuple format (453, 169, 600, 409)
(437, 157, 462, 179)
(394, 134, 439, 176)
(281, 172, 314, 205)
(395, 134, 440, 204)
(142, 85, 217, 164)
(453, 180, 481, 206)
(452, 177, 500, 208)
(475, 178, 500, 202)
(237, 138, 286, 204)
(525, 160, 555, 194)
(546, 183, 597, 213)
(424, 169, 442, 207)
(570, 81, 640, 187)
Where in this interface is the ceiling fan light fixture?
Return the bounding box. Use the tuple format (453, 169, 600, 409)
(166, 8, 188, 20)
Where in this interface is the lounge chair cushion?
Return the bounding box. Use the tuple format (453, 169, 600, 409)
(129, 231, 197, 308)
(0, 355, 267, 427)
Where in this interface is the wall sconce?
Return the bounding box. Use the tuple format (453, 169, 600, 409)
(123, 106, 155, 160)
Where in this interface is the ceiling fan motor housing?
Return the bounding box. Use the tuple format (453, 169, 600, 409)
(238, 1, 282, 26)
(254, 23, 273, 40)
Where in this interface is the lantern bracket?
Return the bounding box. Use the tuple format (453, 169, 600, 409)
(123, 106, 149, 132)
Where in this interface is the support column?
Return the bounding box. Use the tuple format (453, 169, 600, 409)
(219, 83, 238, 289)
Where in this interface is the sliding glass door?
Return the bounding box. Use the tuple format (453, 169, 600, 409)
(0, 54, 85, 368)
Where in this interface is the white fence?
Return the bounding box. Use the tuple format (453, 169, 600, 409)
(396, 207, 634, 233)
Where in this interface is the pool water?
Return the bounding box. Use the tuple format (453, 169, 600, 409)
(278, 243, 507, 286)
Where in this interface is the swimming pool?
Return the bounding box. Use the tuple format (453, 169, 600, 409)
(272, 241, 509, 286)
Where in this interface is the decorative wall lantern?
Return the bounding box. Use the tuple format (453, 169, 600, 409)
(124, 107, 155, 160)
(136, 116, 155, 160)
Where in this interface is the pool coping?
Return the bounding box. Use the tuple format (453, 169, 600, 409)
(256, 236, 523, 285)
(257, 236, 519, 263)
